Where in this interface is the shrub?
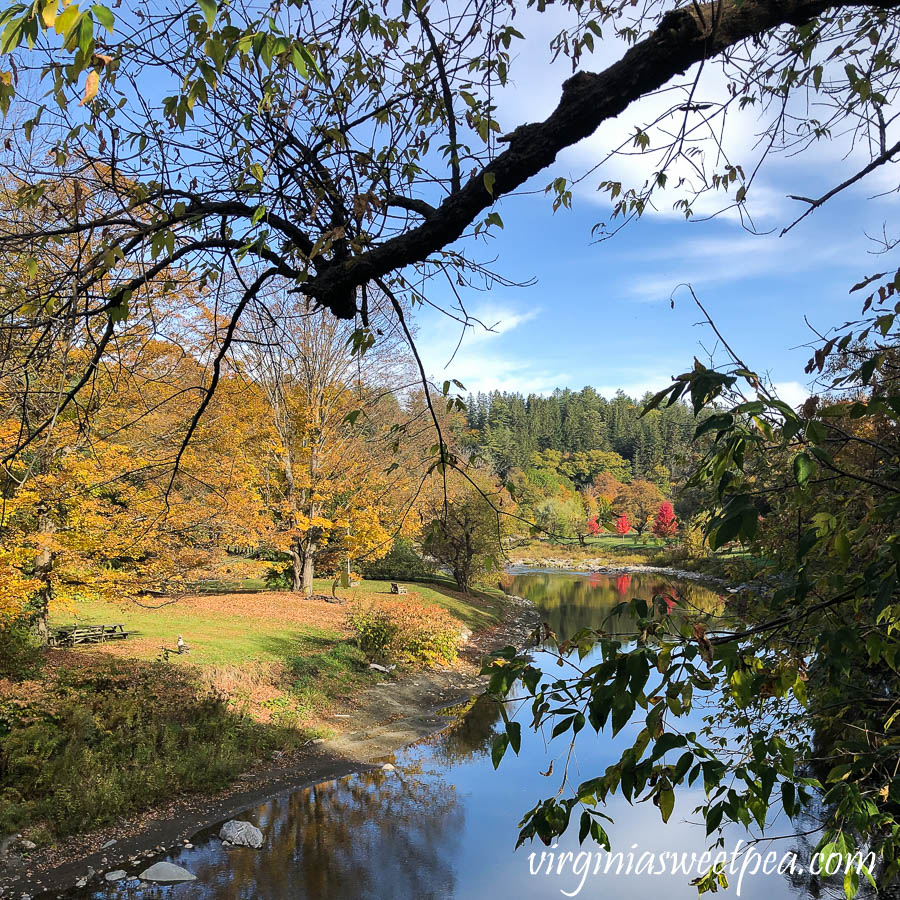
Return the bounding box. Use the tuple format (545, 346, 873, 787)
(0, 623, 43, 681)
(0, 658, 299, 837)
(264, 562, 293, 590)
(359, 537, 435, 582)
(346, 597, 461, 667)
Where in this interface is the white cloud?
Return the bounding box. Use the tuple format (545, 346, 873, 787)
(440, 354, 570, 394)
(416, 300, 563, 394)
(454, 303, 540, 345)
(772, 380, 810, 410)
(623, 229, 862, 301)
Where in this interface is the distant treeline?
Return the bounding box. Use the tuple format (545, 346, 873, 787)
(461, 388, 702, 483)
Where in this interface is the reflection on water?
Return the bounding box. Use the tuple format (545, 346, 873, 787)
(507, 569, 725, 637)
(70, 573, 825, 900)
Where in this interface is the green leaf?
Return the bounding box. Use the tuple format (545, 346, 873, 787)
(781, 781, 795, 818)
(578, 810, 591, 844)
(91, 4, 114, 33)
(833, 531, 851, 564)
(53, 4, 79, 36)
(793, 452, 814, 486)
(197, 0, 217, 29)
(491, 732, 509, 769)
(705, 802, 723, 835)
(483, 171, 496, 197)
(658, 786, 675, 823)
(506, 721, 521, 754)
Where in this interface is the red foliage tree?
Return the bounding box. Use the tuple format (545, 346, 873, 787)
(652, 502, 678, 539)
(615, 515, 630, 539)
(587, 517, 602, 535)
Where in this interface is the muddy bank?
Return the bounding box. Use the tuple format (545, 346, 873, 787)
(2, 594, 539, 899)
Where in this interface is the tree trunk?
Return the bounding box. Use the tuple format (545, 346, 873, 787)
(290, 542, 303, 593)
(33, 519, 56, 645)
(302, 549, 315, 596)
(289, 539, 315, 595)
(34, 585, 51, 645)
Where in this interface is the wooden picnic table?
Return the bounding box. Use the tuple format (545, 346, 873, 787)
(50, 623, 140, 647)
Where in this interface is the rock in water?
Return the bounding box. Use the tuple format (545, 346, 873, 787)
(104, 870, 127, 882)
(138, 862, 197, 883)
(218, 820, 264, 849)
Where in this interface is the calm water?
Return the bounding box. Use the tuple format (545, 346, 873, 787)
(68, 572, 826, 900)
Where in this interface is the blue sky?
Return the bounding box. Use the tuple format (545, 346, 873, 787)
(416, 179, 886, 406)
(413, 9, 899, 406)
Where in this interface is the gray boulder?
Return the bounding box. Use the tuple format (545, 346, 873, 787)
(138, 862, 197, 883)
(104, 870, 127, 882)
(218, 820, 264, 849)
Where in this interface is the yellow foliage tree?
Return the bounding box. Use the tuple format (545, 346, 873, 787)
(244, 294, 421, 594)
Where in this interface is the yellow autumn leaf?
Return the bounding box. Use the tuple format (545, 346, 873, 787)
(41, 1, 58, 28)
(80, 70, 99, 106)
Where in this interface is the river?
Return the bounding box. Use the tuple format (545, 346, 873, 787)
(68, 571, 832, 899)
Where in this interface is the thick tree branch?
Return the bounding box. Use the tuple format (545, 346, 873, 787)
(301, 0, 900, 316)
(384, 195, 437, 218)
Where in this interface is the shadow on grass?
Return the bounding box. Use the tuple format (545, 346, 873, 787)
(252, 631, 377, 711)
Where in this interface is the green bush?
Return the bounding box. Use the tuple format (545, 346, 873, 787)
(345, 603, 396, 661)
(0, 623, 43, 681)
(359, 537, 435, 582)
(264, 562, 293, 590)
(346, 597, 461, 667)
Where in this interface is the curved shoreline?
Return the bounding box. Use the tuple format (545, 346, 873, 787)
(6, 593, 540, 899)
(11, 568, 747, 898)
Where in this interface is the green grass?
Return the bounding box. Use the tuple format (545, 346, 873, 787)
(3, 576, 513, 842)
(0, 657, 304, 841)
(52, 577, 506, 662)
(52, 602, 329, 665)
(47, 576, 509, 733)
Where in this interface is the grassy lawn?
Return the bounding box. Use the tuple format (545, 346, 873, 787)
(51, 577, 505, 664)
(0, 576, 511, 842)
(46, 577, 508, 728)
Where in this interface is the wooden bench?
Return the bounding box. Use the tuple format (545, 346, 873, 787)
(50, 624, 139, 647)
(390, 583, 408, 595)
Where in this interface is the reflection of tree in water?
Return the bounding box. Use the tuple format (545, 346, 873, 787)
(178, 766, 464, 900)
(509, 573, 724, 640)
(425, 693, 504, 767)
